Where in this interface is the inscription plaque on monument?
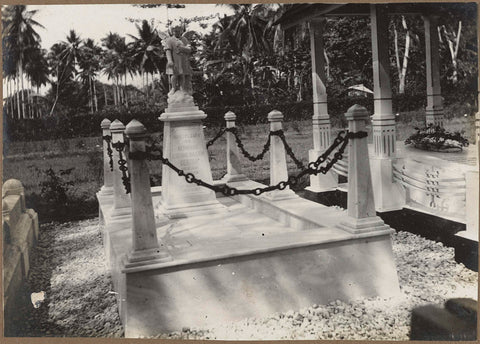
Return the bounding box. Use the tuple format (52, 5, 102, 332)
(158, 103, 225, 218)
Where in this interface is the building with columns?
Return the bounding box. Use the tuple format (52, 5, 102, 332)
(275, 2, 476, 213)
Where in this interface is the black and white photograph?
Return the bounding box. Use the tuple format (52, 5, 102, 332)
(2, 1, 478, 340)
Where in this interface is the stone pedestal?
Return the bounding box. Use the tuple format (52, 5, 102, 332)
(123, 120, 171, 268)
(98, 118, 114, 198)
(110, 120, 131, 221)
(264, 110, 297, 201)
(221, 111, 247, 183)
(158, 99, 225, 218)
(338, 105, 390, 234)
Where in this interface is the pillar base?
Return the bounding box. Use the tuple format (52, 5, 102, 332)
(123, 247, 172, 270)
(370, 157, 406, 212)
(337, 215, 391, 234)
(110, 206, 132, 223)
(98, 186, 114, 197)
(157, 199, 227, 219)
(221, 173, 249, 183)
(263, 189, 298, 202)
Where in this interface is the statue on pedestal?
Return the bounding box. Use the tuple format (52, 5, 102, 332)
(162, 25, 194, 105)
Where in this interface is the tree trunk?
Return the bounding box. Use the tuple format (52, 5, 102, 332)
(324, 49, 330, 81)
(124, 74, 129, 107)
(15, 76, 21, 119)
(93, 79, 98, 112)
(394, 23, 401, 76)
(398, 17, 411, 94)
(19, 65, 26, 119)
(103, 84, 108, 107)
(151, 72, 155, 103)
(36, 85, 40, 118)
(113, 84, 117, 106)
(146, 72, 149, 100)
(5, 78, 10, 117)
(7, 78, 12, 117)
(142, 70, 146, 101)
(49, 66, 61, 116)
(89, 76, 94, 114)
(28, 79, 33, 118)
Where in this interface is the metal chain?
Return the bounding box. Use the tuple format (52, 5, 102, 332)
(112, 141, 131, 194)
(139, 130, 367, 197)
(102, 135, 114, 171)
(273, 131, 306, 170)
(206, 128, 227, 148)
(226, 127, 275, 162)
(206, 127, 306, 170)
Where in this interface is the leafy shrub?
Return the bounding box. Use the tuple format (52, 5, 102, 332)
(39, 167, 74, 210)
(405, 124, 469, 152)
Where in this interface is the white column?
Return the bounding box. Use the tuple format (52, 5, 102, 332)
(338, 105, 390, 234)
(123, 119, 171, 268)
(424, 15, 444, 127)
(307, 17, 338, 192)
(110, 119, 131, 220)
(221, 111, 247, 183)
(369, 4, 405, 212)
(99, 118, 114, 197)
(265, 110, 297, 201)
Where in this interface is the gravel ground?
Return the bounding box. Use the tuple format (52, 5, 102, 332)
(13, 218, 477, 339)
(12, 219, 123, 337)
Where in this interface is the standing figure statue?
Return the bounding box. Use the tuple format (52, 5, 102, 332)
(163, 25, 193, 98)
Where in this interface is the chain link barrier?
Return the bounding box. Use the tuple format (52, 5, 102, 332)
(111, 141, 131, 194)
(207, 127, 294, 163)
(124, 130, 367, 196)
(206, 128, 226, 148)
(102, 135, 114, 171)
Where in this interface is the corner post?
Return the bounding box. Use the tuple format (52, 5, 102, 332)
(424, 14, 444, 127)
(99, 118, 114, 197)
(110, 119, 131, 220)
(222, 111, 247, 183)
(307, 17, 338, 192)
(265, 110, 297, 200)
(338, 105, 389, 234)
(124, 120, 171, 268)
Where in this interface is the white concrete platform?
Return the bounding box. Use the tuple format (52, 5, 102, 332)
(99, 185, 400, 337)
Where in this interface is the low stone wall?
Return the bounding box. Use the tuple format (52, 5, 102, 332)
(3, 179, 39, 331)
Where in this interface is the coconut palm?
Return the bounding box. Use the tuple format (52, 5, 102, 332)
(79, 38, 102, 113)
(47, 30, 83, 115)
(2, 5, 44, 118)
(128, 20, 164, 101)
(101, 32, 133, 107)
(24, 47, 49, 117)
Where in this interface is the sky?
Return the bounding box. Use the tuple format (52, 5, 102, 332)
(4, 4, 233, 94)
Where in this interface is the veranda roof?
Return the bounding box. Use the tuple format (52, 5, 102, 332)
(275, 2, 474, 29)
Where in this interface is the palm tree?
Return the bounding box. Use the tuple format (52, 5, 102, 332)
(24, 47, 49, 117)
(2, 5, 44, 118)
(79, 38, 102, 113)
(48, 30, 82, 115)
(128, 20, 163, 102)
(101, 32, 133, 107)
